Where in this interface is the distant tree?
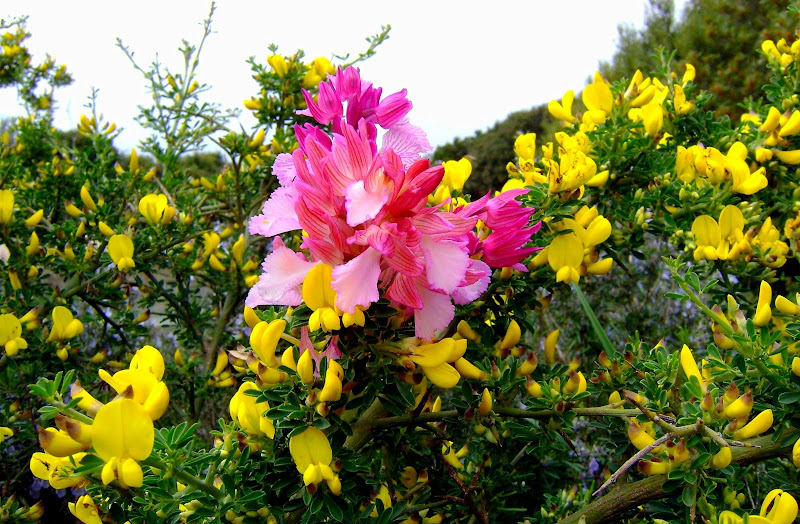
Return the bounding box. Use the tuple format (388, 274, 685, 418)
(677, 0, 792, 116)
(602, 0, 793, 116)
(599, 0, 677, 82)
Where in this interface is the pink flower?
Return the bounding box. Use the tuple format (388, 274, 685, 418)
(248, 67, 539, 339)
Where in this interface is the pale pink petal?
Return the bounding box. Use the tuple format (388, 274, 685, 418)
(331, 247, 382, 314)
(414, 286, 455, 340)
(453, 260, 491, 305)
(380, 119, 431, 168)
(345, 180, 389, 226)
(273, 153, 297, 187)
(245, 239, 318, 307)
(420, 235, 469, 294)
(248, 187, 300, 237)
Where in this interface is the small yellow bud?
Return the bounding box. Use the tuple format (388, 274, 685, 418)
(544, 329, 559, 366)
(712, 447, 732, 469)
(297, 349, 314, 385)
(733, 409, 773, 439)
(64, 202, 83, 217)
(24, 209, 44, 227)
(80, 185, 97, 212)
(479, 388, 492, 416)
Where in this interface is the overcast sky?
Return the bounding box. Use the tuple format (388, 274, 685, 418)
(1, 1, 687, 153)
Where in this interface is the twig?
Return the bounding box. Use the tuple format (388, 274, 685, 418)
(593, 432, 674, 497)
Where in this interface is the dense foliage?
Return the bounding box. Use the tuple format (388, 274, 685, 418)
(5, 3, 800, 524)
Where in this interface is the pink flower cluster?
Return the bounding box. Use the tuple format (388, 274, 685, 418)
(247, 67, 539, 339)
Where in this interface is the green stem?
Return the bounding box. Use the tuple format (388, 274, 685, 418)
(280, 333, 302, 346)
(570, 282, 617, 358)
(142, 458, 224, 500)
(51, 400, 94, 425)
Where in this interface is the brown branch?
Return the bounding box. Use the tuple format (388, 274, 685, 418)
(560, 432, 794, 524)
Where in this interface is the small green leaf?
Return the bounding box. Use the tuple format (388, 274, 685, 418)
(681, 484, 695, 507)
(779, 391, 800, 404)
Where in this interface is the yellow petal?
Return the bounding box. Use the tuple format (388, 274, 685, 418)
(409, 339, 456, 368)
(421, 361, 460, 389)
(92, 399, 154, 461)
(289, 426, 332, 474)
(129, 345, 165, 381)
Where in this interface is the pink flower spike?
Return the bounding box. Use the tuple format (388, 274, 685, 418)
(331, 247, 382, 314)
(376, 89, 412, 128)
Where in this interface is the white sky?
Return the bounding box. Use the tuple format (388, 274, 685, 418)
(0, 1, 687, 153)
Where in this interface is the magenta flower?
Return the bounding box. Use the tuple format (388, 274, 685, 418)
(248, 67, 538, 339)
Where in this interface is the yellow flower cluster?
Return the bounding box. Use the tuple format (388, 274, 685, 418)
(691, 205, 788, 268)
(677, 142, 768, 195)
(681, 344, 773, 440)
(529, 206, 613, 284)
(504, 131, 606, 196)
(31, 345, 169, 489)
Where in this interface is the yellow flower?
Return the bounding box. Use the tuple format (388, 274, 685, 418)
(712, 447, 732, 469)
(0, 313, 27, 356)
(543, 150, 597, 194)
(93, 398, 154, 488)
(46, 306, 83, 343)
(289, 426, 341, 494)
(249, 319, 286, 367)
(514, 134, 537, 162)
(754, 280, 772, 327)
(672, 84, 694, 115)
(38, 427, 89, 456)
(99, 345, 169, 420)
(69, 494, 102, 524)
(229, 382, 275, 438)
(641, 100, 664, 136)
(319, 359, 344, 403)
(582, 72, 613, 119)
(680, 345, 706, 391)
(108, 234, 135, 271)
(129, 344, 166, 381)
(0, 189, 13, 224)
(303, 264, 342, 332)
(733, 409, 773, 440)
(760, 489, 798, 524)
(409, 338, 463, 389)
(441, 158, 472, 191)
(138, 194, 176, 225)
(547, 90, 577, 123)
(267, 55, 289, 77)
(30, 451, 87, 489)
(547, 233, 583, 284)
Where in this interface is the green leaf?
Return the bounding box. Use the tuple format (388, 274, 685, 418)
(312, 418, 331, 430)
(38, 405, 59, 420)
(681, 484, 695, 507)
(685, 272, 701, 292)
(779, 391, 800, 404)
(238, 490, 266, 505)
(326, 495, 344, 522)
